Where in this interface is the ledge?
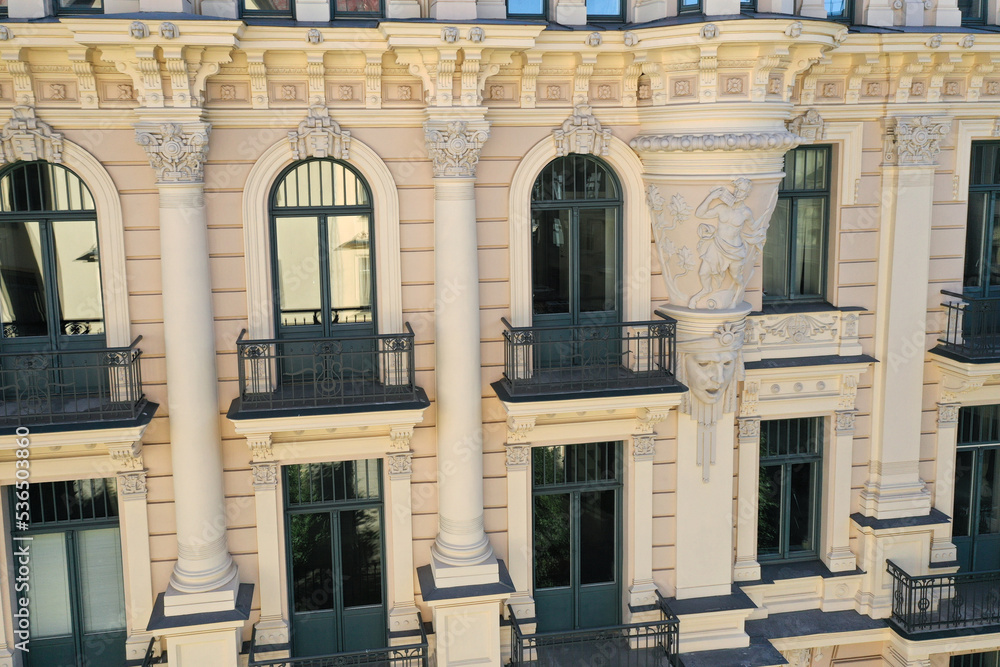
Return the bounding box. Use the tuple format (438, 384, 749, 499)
(745, 354, 876, 370)
(746, 608, 887, 641)
(417, 560, 516, 603)
(146, 583, 253, 632)
(753, 302, 863, 316)
(491, 379, 686, 404)
(850, 508, 951, 531)
(0, 400, 157, 437)
(662, 585, 757, 616)
(928, 345, 1000, 366)
(750, 559, 864, 585)
(680, 638, 787, 667)
(226, 387, 429, 421)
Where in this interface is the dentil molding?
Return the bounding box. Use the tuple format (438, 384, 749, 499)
(630, 130, 801, 153)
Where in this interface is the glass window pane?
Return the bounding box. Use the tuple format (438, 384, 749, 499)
(757, 464, 782, 557)
(52, 220, 105, 337)
(979, 448, 1000, 535)
(954, 449, 976, 538)
(508, 0, 544, 14)
(290, 512, 334, 612)
(339, 508, 383, 608)
(578, 208, 617, 313)
(825, 0, 848, 13)
(275, 217, 322, 328)
(988, 194, 1000, 291)
(787, 461, 818, 553)
(533, 493, 571, 588)
(336, 0, 380, 11)
(532, 209, 570, 315)
(966, 192, 989, 291)
(78, 528, 126, 633)
(793, 198, 826, 298)
(762, 199, 791, 300)
(0, 220, 47, 338)
(28, 532, 73, 638)
(243, 0, 291, 10)
(56, 0, 102, 10)
(327, 216, 373, 325)
(585, 0, 620, 14)
(579, 490, 616, 585)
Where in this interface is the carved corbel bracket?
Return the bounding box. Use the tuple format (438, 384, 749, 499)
(634, 407, 668, 435)
(389, 425, 414, 452)
(246, 432, 274, 463)
(506, 415, 537, 443)
(108, 440, 144, 472)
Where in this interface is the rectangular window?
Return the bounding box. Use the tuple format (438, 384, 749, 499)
(585, 0, 623, 20)
(740, 0, 756, 9)
(825, 0, 853, 21)
(954, 405, 1000, 572)
(507, 0, 545, 16)
(678, 0, 701, 12)
(54, 0, 102, 13)
(241, 0, 293, 15)
(964, 142, 1000, 295)
(763, 145, 832, 303)
(758, 417, 823, 562)
(953, 652, 1000, 667)
(333, 0, 382, 17)
(957, 0, 986, 23)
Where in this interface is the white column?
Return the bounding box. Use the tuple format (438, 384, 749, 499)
(860, 116, 951, 520)
(823, 412, 858, 572)
(425, 113, 499, 588)
(627, 433, 659, 615)
(734, 417, 761, 583)
(136, 117, 239, 615)
(931, 402, 960, 564)
(504, 442, 535, 624)
(386, 446, 422, 641)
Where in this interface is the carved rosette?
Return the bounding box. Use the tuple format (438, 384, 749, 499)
(252, 462, 279, 490)
(883, 116, 952, 166)
(289, 105, 351, 162)
(117, 471, 148, 498)
(505, 444, 531, 469)
(553, 105, 612, 157)
(0, 106, 63, 165)
(424, 119, 489, 178)
(135, 121, 211, 183)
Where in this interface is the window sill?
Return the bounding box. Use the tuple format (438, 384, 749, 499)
(753, 559, 864, 585)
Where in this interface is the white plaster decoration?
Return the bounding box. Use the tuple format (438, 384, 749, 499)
(252, 462, 278, 489)
(630, 130, 800, 154)
(387, 452, 413, 478)
(785, 21, 803, 37)
(469, 27, 485, 43)
(389, 425, 414, 451)
(624, 31, 639, 47)
(0, 26, 12, 41)
(424, 119, 489, 178)
(700, 23, 719, 39)
(129, 21, 150, 39)
(787, 109, 825, 142)
(959, 35, 975, 48)
(441, 27, 460, 43)
(246, 433, 274, 462)
(633, 434, 656, 459)
(586, 32, 602, 47)
(118, 471, 148, 498)
(762, 314, 836, 342)
(836, 410, 857, 433)
(506, 415, 537, 443)
(994, 119, 1000, 138)
(634, 407, 669, 434)
(737, 416, 760, 439)
(883, 116, 951, 166)
(505, 444, 531, 468)
(305, 28, 324, 44)
(926, 34, 943, 48)
(937, 402, 959, 426)
(134, 122, 211, 184)
(109, 441, 144, 471)
(159, 22, 179, 39)
(241, 132, 403, 339)
(740, 380, 760, 416)
(553, 105, 612, 158)
(288, 105, 351, 162)
(940, 375, 988, 403)
(0, 106, 63, 164)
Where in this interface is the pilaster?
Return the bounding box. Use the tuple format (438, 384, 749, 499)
(824, 411, 858, 572)
(627, 431, 659, 618)
(504, 441, 535, 630)
(734, 416, 761, 583)
(931, 401, 960, 565)
(386, 444, 422, 642)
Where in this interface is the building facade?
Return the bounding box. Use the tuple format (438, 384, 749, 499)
(0, 0, 997, 664)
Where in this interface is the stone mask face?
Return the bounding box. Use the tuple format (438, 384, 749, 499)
(684, 349, 737, 405)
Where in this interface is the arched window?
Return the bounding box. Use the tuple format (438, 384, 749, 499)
(530, 154, 622, 326)
(0, 161, 104, 351)
(270, 159, 375, 339)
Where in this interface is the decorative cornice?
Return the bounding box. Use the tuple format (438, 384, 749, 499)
(883, 115, 952, 166)
(135, 121, 211, 183)
(117, 470, 148, 498)
(553, 104, 611, 158)
(424, 119, 489, 178)
(0, 106, 63, 165)
(630, 130, 800, 153)
(289, 105, 351, 162)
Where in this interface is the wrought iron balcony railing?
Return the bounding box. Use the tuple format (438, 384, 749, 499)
(247, 625, 428, 667)
(0, 336, 147, 428)
(234, 325, 421, 415)
(887, 560, 1000, 634)
(508, 592, 680, 666)
(498, 316, 679, 399)
(937, 291, 1000, 361)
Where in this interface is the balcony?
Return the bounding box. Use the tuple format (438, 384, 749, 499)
(508, 595, 680, 666)
(0, 336, 148, 430)
(229, 326, 428, 419)
(887, 560, 1000, 635)
(247, 625, 428, 667)
(935, 291, 1000, 362)
(494, 316, 681, 402)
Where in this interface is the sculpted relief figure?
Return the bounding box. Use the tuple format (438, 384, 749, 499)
(687, 178, 775, 310)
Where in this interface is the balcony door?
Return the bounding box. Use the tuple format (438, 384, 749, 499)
(955, 405, 1000, 571)
(13, 478, 126, 667)
(532, 442, 621, 632)
(530, 155, 622, 368)
(964, 142, 1000, 298)
(285, 460, 387, 656)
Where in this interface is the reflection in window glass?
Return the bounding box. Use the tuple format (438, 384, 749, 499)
(243, 0, 291, 11)
(53, 220, 105, 336)
(335, 0, 380, 12)
(825, 0, 850, 18)
(55, 0, 102, 12)
(507, 0, 544, 13)
(585, 0, 621, 15)
(0, 220, 47, 338)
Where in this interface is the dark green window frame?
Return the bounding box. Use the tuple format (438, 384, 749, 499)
(963, 142, 1000, 296)
(52, 0, 103, 14)
(825, 0, 854, 22)
(958, 0, 987, 23)
(757, 417, 823, 563)
(240, 0, 294, 18)
(506, 0, 546, 18)
(762, 145, 832, 303)
(677, 0, 702, 13)
(740, 0, 757, 10)
(953, 651, 1000, 667)
(953, 405, 1000, 572)
(330, 0, 384, 18)
(10, 478, 125, 667)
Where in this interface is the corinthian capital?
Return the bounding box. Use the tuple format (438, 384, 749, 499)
(424, 118, 489, 178)
(883, 116, 951, 166)
(135, 121, 211, 183)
